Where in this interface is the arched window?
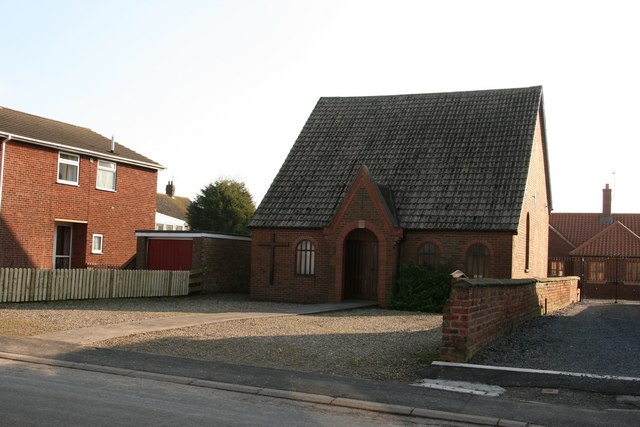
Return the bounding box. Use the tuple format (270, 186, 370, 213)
(418, 242, 438, 270)
(525, 213, 531, 272)
(466, 243, 489, 278)
(295, 240, 315, 275)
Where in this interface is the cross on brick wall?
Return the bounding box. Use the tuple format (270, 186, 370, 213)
(257, 233, 289, 286)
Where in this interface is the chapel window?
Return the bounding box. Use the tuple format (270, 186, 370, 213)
(466, 243, 489, 278)
(525, 213, 531, 272)
(418, 242, 438, 270)
(296, 240, 315, 275)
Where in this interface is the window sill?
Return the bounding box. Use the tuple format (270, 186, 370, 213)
(96, 187, 116, 193)
(57, 180, 79, 186)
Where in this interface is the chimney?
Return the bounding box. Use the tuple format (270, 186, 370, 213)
(603, 183, 612, 216)
(165, 180, 175, 198)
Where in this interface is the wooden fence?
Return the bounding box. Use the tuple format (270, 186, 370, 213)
(0, 268, 189, 303)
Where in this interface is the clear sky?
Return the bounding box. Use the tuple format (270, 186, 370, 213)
(2, 0, 638, 213)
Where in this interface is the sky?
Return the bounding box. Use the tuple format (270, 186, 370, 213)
(1, 0, 638, 213)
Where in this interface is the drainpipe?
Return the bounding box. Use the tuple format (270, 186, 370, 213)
(0, 134, 11, 212)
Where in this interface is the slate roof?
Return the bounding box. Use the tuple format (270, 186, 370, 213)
(251, 86, 546, 230)
(156, 194, 191, 221)
(0, 106, 162, 169)
(570, 221, 640, 258)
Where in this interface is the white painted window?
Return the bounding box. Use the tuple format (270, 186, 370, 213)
(57, 152, 79, 185)
(92, 234, 103, 254)
(96, 160, 116, 191)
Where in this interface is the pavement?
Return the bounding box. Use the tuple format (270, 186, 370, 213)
(2, 300, 640, 426)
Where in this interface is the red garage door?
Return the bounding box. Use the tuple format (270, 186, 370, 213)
(147, 239, 193, 270)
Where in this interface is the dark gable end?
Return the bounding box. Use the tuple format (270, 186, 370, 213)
(251, 86, 543, 231)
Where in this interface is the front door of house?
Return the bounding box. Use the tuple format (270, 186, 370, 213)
(344, 229, 378, 300)
(54, 225, 72, 269)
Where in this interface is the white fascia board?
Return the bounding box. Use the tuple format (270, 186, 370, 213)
(135, 231, 251, 241)
(0, 131, 165, 171)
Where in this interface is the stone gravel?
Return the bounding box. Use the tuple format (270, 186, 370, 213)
(0, 294, 443, 382)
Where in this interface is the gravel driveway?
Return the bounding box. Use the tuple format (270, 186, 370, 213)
(0, 294, 443, 383)
(470, 299, 640, 378)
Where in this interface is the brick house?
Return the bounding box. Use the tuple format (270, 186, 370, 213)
(249, 86, 551, 306)
(0, 106, 163, 269)
(549, 184, 640, 300)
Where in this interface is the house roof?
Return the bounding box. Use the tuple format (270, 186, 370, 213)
(570, 221, 640, 257)
(250, 86, 546, 230)
(156, 194, 191, 221)
(550, 213, 640, 248)
(0, 106, 163, 169)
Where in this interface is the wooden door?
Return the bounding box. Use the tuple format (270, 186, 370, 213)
(344, 230, 378, 300)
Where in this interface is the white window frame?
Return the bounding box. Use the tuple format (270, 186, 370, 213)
(92, 234, 104, 254)
(57, 152, 80, 185)
(96, 160, 117, 191)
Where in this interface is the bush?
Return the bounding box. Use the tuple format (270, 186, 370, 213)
(389, 263, 451, 313)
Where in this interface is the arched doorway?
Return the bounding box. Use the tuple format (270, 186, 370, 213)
(343, 229, 378, 300)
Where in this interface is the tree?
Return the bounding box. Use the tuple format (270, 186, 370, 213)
(186, 179, 255, 234)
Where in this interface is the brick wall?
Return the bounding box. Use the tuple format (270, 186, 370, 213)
(511, 112, 549, 278)
(583, 282, 640, 300)
(0, 139, 157, 268)
(250, 167, 403, 306)
(400, 231, 514, 278)
(440, 276, 579, 362)
(250, 228, 331, 303)
(195, 236, 251, 293)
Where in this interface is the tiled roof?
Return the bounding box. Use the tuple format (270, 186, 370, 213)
(550, 213, 640, 248)
(570, 221, 640, 257)
(156, 194, 191, 221)
(0, 106, 162, 168)
(251, 86, 545, 230)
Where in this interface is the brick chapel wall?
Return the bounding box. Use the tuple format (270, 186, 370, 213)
(194, 236, 251, 293)
(511, 112, 549, 278)
(250, 228, 331, 303)
(400, 231, 514, 279)
(440, 276, 579, 362)
(250, 176, 403, 307)
(0, 140, 156, 268)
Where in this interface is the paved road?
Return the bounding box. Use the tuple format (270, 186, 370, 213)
(2, 335, 639, 426)
(0, 359, 437, 427)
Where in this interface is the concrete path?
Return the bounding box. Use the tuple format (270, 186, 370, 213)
(33, 300, 377, 345)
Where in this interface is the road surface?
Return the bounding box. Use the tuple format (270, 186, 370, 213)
(0, 359, 447, 426)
